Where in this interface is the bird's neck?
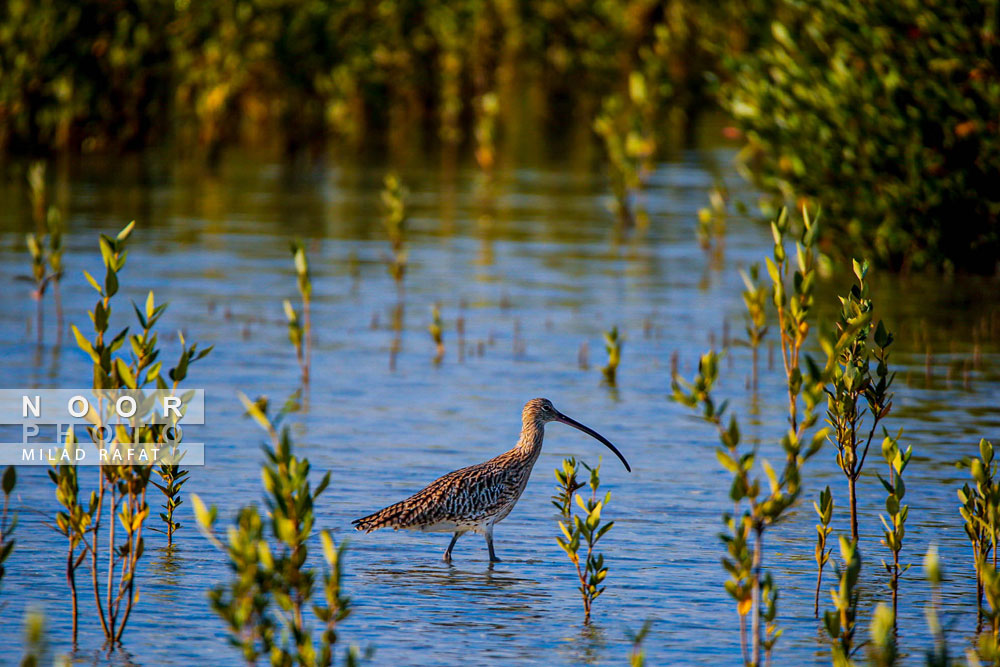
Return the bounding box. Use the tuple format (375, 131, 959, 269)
(514, 420, 545, 463)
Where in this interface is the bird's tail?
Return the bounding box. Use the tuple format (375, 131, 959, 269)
(352, 500, 414, 533)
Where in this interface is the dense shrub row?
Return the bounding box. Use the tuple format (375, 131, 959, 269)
(721, 0, 1000, 273)
(0, 0, 744, 156)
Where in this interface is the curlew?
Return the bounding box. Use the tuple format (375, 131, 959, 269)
(352, 397, 630, 562)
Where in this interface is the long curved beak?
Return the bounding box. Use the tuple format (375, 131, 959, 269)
(554, 412, 631, 472)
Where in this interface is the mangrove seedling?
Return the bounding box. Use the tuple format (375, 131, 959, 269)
(764, 207, 827, 449)
(70, 220, 209, 642)
(674, 349, 826, 667)
(125, 288, 196, 548)
(823, 537, 861, 666)
(20, 609, 51, 667)
(627, 621, 653, 667)
(760, 572, 781, 665)
(284, 240, 312, 384)
(924, 546, 950, 667)
(697, 186, 728, 264)
(381, 173, 408, 286)
(429, 304, 444, 364)
(959, 438, 999, 627)
(878, 431, 912, 624)
(147, 290, 208, 546)
(192, 394, 355, 666)
(825, 259, 895, 541)
(673, 207, 832, 667)
(154, 463, 189, 549)
(22, 232, 52, 343)
(47, 427, 93, 643)
(814, 486, 834, 618)
(867, 603, 897, 667)
(551, 457, 585, 517)
(602, 326, 623, 385)
(738, 263, 768, 389)
(980, 561, 1000, 661)
(0, 466, 15, 598)
(555, 457, 614, 624)
(593, 73, 654, 229)
(20, 162, 65, 344)
(284, 298, 303, 369)
(47, 207, 66, 343)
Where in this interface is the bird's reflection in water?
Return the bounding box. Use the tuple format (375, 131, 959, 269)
(360, 560, 547, 635)
(362, 560, 542, 596)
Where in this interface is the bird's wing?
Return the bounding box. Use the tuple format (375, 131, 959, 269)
(352, 460, 517, 532)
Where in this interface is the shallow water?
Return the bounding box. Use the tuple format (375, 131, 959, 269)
(0, 147, 998, 665)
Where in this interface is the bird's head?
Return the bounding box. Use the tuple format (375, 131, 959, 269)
(523, 397, 560, 424)
(522, 397, 631, 472)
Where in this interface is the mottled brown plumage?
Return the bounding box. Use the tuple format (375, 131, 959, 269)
(352, 398, 630, 562)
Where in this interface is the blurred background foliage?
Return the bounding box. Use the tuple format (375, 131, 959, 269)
(0, 0, 739, 155)
(0, 0, 996, 272)
(721, 0, 1000, 274)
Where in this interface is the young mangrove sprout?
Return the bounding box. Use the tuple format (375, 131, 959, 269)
(602, 326, 623, 385)
(20, 609, 51, 667)
(284, 240, 312, 384)
(115, 288, 186, 548)
(697, 186, 728, 263)
(959, 438, 999, 629)
(429, 303, 444, 364)
(813, 486, 834, 618)
(627, 621, 653, 667)
(765, 206, 824, 444)
(152, 291, 208, 547)
(674, 348, 826, 667)
(48, 427, 92, 643)
(760, 571, 780, 665)
(826, 259, 896, 542)
(981, 561, 1000, 662)
(0, 466, 15, 598)
(878, 430, 912, 624)
(70, 220, 209, 642)
(738, 263, 768, 390)
(823, 536, 861, 666)
(673, 207, 832, 667)
(554, 457, 614, 624)
(21, 161, 65, 344)
(154, 453, 189, 549)
(192, 394, 355, 666)
(593, 73, 654, 229)
(381, 173, 408, 287)
(867, 603, 897, 667)
(551, 457, 585, 517)
(47, 207, 66, 343)
(924, 546, 950, 667)
(23, 231, 51, 343)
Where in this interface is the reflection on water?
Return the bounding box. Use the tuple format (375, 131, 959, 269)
(363, 563, 545, 610)
(147, 547, 184, 603)
(0, 144, 997, 666)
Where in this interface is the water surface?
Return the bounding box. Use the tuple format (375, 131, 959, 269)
(0, 148, 998, 665)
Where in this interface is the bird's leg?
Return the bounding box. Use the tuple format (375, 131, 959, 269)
(485, 524, 501, 562)
(444, 532, 462, 562)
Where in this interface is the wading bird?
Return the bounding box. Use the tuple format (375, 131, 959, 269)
(352, 397, 630, 562)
